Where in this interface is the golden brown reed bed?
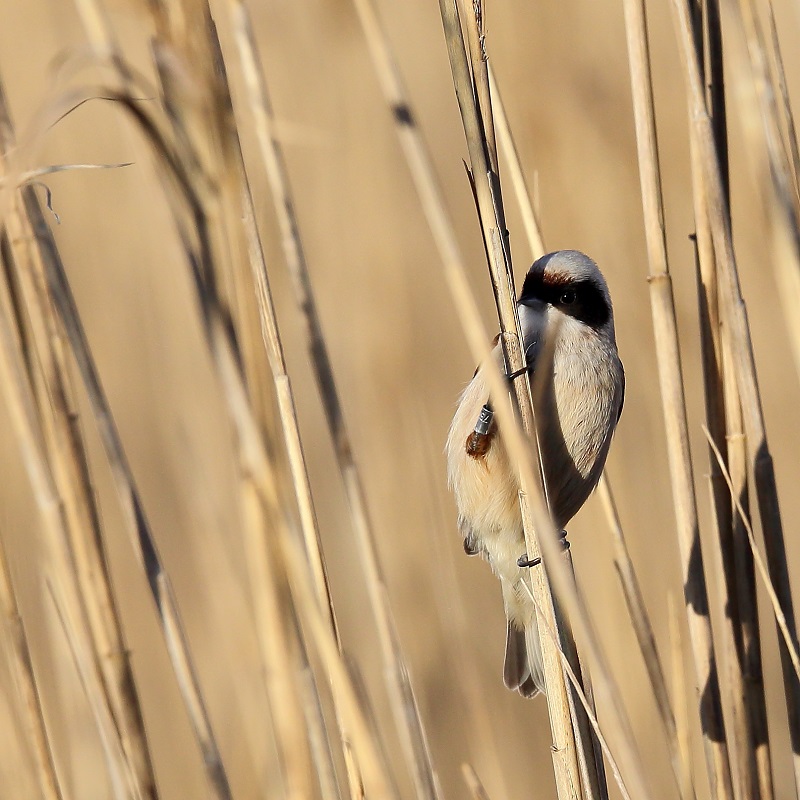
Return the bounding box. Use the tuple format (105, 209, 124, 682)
(0, 1, 800, 799)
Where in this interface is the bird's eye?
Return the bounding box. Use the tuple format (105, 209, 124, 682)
(560, 289, 577, 305)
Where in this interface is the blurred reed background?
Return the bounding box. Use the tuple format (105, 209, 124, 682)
(0, 0, 799, 798)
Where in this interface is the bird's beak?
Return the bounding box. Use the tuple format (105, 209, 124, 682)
(518, 297, 545, 311)
(517, 299, 546, 355)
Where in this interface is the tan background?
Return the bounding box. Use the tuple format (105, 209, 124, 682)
(0, 0, 799, 798)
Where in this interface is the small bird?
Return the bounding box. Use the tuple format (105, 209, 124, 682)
(446, 250, 624, 697)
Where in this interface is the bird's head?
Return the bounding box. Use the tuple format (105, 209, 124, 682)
(517, 250, 615, 340)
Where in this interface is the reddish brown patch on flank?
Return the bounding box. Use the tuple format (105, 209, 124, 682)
(491, 332, 501, 346)
(465, 430, 493, 458)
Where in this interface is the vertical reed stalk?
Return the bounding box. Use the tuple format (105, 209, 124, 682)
(598, 476, 696, 800)
(670, 0, 800, 792)
(437, 2, 584, 795)
(0, 528, 64, 800)
(621, 2, 733, 797)
(351, 1, 652, 797)
(228, 5, 439, 797)
(18, 173, 233, 800)
(0, 96, 158, 800)
(487, 62, 608, 800)
(693, 7, 770, 796)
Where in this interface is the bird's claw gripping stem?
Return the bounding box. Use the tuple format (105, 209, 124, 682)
(517, 530, 570, 568)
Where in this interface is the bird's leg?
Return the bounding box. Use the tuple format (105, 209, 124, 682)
(517, 530, 570, 568)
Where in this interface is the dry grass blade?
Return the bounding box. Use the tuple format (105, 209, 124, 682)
(0, 186, 139, 800)
(92, 71, 395, 798)
(620, 1, 733, 797)
(0, 531, 64, 800)
(669, 0, 800, 790)
(196, 14, 355, 797)
(598, 476, 695, 800)
(228, 5, 438, 797)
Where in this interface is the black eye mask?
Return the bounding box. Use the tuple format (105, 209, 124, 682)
(519, 272, 611, 330)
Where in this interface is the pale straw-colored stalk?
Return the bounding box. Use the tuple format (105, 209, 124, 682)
(669, 594, 696, 800)
(732, 0, 800, 382)
(228, 4, 439, 797)
(437, 2, 584, 795)
(16, 169, 233, 799)
(201, 15, 355, 796)
(0, 526, 64, 800)
(488, 66, 545, 262)
(102, 77, 400, 796)
(703, 427, 800, 683)
(598, 476, 696, 800)
(687, 7, 772, 796)
(47, 581, 134, 800)
(462, 763, 493, 800)
(694, 7, 769, 797)
(622, 1, 734, 797)
(669, 0, 800, 791)
(0, 185, 140, 800)
(73, 5, 329, 796)
(351, 0, 652, 796)
(0, 72, 158, 800)
(488, 61, 609, 800)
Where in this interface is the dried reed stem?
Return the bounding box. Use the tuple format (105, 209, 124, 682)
(437, 2, 585, 795)
(691, 7, 770, 797)
(734, 0, 800, 382)
(0, 183, 141, 800)
(47, 581, 135, 800)
(229, 5, 440, 797)
(200, 15, 354, 796)
(0, 84, 158, 800)
(487, 65, 545, 262)
(703, 428, 800, 683)
(669, 0, 800, 790)
(764, 3, 800, 201)
(17, 175, 233, 800)
(598, 476, 695, 800)
(278, 534, 399, 799)
(462, 764, 493, 800)
(0, 530, 63, 800)
(352, 1, 653, 796)
(488, 62, 610, 800)
(102, 75, 401, 797)
(621, 1, 733, 796)
(669, 594, 696, 800)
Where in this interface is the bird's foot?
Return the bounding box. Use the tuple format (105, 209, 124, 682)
(517, 530, 570, 568)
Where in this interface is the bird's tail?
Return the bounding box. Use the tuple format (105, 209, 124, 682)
(503, 619, 545, 697)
